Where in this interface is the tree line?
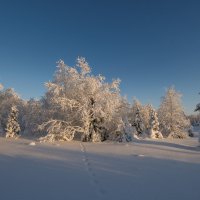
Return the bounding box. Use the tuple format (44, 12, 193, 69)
(0, 58, 194, 142)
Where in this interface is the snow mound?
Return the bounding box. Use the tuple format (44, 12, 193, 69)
(29, 142, 36, 146)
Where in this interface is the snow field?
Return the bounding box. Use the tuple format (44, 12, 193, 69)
(0, 137, 199, 200)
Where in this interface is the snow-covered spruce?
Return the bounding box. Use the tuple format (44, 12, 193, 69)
(0, 86, 23, 133)
(195, 103, 200, 112)
(39, 58, 130, 142)
(129, 99, 151, 137)
(22, 98, 45, 136)
(194, 93, 200, 144)
(0, 85, 3, 135)
(0, 122, 3, 136)
(133, 107, 145, 136)
(149, 107, 163, 139)
(158, 87, 190, 139)
(142, 104, 152, 134)
(5, 105, 21, 138)
(114, 117, 134, 142)
(188, 114, 200, 126)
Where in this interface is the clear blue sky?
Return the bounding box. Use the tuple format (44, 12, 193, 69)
(0, 0, 200, 114)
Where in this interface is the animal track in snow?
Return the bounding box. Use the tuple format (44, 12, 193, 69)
(79, 142, 107, 199)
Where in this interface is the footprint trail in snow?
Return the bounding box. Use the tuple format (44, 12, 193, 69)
(80, 142, 107, 199)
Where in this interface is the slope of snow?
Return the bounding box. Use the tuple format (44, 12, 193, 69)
(0, 137, 199, 200)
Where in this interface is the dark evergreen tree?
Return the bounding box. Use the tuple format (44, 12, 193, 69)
(133, 107, 144, 136)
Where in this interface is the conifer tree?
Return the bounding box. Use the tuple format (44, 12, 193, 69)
(133, 107, 145, 136)
(195, 103, 200, 112)
(6, 105, 21, 138)
(149, 107, 163, 139)
(195, 93, 200, 112)
(195, 93, 200, 143)
(0, 122, 3, 136)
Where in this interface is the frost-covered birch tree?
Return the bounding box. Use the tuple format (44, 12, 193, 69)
(158, 87, 190, 138)
(39, 58, 129, 142)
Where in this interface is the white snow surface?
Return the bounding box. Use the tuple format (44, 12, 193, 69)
(29, 141, 36, 146)
(0, 137, 200, 200)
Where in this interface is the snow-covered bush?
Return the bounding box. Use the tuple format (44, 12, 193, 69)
(5, 105, 21, 138)
(158, 87, 190, 138)
(39, 58, 129, 142)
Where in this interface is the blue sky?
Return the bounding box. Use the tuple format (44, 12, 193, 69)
(0, 0, 200, 114)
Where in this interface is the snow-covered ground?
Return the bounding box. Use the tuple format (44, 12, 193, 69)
(0, 137, 199, 200)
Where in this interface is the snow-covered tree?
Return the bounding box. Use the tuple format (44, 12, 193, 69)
(149, 107, 163, 139)
(195, 93, 200, 112)
(133, 107, 145, 136)
(0, 83, 3, 91)
(129, 99, 145, 136)
(195, 103, 200, 112)
(39, 58, 127, 142)
(0, 85, 3, 135)
(0, 87, 23, 132)
(129, 99, 142, 125)
(194, 93, 200, 144)
(22, 98, 44, 136)
(129, 99, 152, 136)
(0, 122, 3, 136)
(188, 114, 200, 126)
(158, 87, 190, 138)
(142, 104, 152, 133)
(5, 105, 21, 138)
